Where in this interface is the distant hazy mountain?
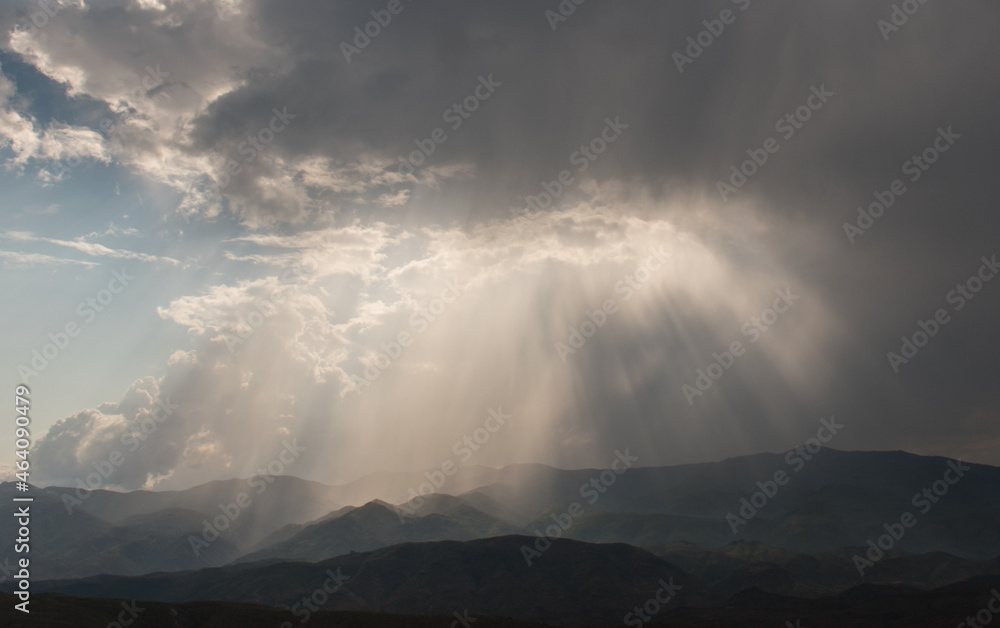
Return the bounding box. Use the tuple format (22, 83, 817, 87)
(14, 448, 1000, 581)
(477, 449, 1000, 559)
(36, 475, 343, 549)
(238, 495, 521, 563)
(333, 448, 1000, 560)
(0, 487, 238, 579)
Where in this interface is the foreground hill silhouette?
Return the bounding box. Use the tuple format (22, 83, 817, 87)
(19, 537, 702, 626)
(4, 576, 1000, 627)
(0, 594, 551, 628)
(10, 535, 1000, 627)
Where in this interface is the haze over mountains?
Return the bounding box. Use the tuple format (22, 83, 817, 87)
(3, 448, 999, 626)
(2, 449, 997, 579)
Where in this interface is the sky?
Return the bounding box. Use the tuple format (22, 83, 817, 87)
(1, 0, 998, 491)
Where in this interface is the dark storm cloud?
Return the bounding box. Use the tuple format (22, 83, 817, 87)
(11, 0, 1000, 486)
(196, 1, 996, 217)
(209, 0, 998, 463)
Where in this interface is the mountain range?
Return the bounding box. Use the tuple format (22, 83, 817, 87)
(3, 448, 999, 626)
